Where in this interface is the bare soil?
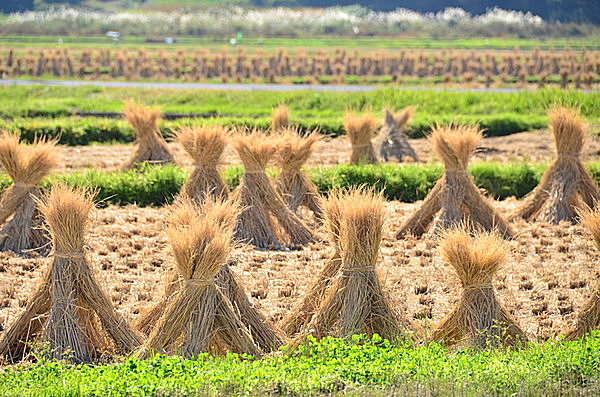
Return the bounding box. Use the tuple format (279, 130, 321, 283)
(57, 130, 600, 173)
(0, 199, 598, 344)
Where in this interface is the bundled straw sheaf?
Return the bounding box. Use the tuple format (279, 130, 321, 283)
(138, 197, 262, 358)
(275, 128, 324, 220)
(344, 112, 379, 165)
(0, 185, 142, 363)
(280, 188, 343, 335)
(0, 132, 59, 254)
(304, 188, 409, 340)
(121, 102, 175, 170)
(271, 104, 290, 133)
(231, 130, 314, 249)
(432, 227, 528, 349)
(176, 125, 229, 202)
(512, 106, 599, 224)
(565, 205, 600, 340)
(376, 107, 419, 162)
(137, 197, 283, 352)
(396, 124, 513, 239)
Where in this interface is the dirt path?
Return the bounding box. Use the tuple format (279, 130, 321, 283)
(57, 130, 600, 172)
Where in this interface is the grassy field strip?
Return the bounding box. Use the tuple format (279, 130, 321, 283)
(0, 162, 593, 207)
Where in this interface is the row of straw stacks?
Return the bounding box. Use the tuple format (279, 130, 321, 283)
(2, 182, 599, 364)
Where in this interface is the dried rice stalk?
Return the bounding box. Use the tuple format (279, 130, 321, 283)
(280, 189, 343, 335)
(275, 128, 324, 220)
(304, 188, 410, 340)
(231, 131, 314, 249)
(432, 227, 528, 349)
(344, 112, 379, 165)
(396, 124, 513, 239)
(376, 107, 418, 162)
(0, 132, 58, 255)
(512, 106, 599, 224)
(138, 197, 283, 353)
(0, 185, 142, 363)
(121, 102, 175, 170)
(271, 104, 290, 133)
(566, 206, 600, 340)
(175, 125, 229, 203)
(138, 198, 261, 358)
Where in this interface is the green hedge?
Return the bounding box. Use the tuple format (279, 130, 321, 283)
(0, 113, 549, 145)
(0, 162, 595, 207)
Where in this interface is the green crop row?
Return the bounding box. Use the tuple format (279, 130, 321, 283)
(0, 162, 596, 207)
(0, 112, 549, 145)
(1, 334, 599, 396)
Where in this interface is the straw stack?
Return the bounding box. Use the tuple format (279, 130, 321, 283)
(303, 188, 410, 340)
(511, 106, 599, 224)
(344, 112, 379, 165)
(376, 107, 418, 162)
(280, 189, 343, 335)
(231, 131, 314, 249)
(432, 227, 528, 348)
(138, 197, 283, 353)
(0, 185, 142, 362)
(175, 125, 229, 203)
(275, 128, 324, 220)
(396, 124, 513, 239)
(566, 206, 600, 340)
(121, 102, 175, 170)
(0, 132, 58, 255)
(271, 104, 290, 133)
(138, 198, 262, 358)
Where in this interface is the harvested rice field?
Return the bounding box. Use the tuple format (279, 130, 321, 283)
(0, 199, 596, 342)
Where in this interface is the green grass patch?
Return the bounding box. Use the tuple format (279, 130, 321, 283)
(0, 162, 587, 207)
(0, 112, 550, 145)
(0, 334, 599, 396)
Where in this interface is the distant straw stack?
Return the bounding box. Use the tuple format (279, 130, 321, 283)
(396, 124, 513, 239)
(565, 206, 600, 340)
(231, 130, 314, 249)
(432, 227, 528, 349)
(121, 102, 175, 170)
(272, 104, 290, 133)
(175, 125, 229, 203)
(304, 188, 410, 340)
(280, 189, 343, 335)
(0, 132, 59, 255)
(0, 185, 142, 363)
(344, 112, 379, 165)
(138, 198, 262, 358)
(376, 107, 418, 162)
(511, 106, 599, 224)
(275, 128, 324, 220)
(138, 197, 283, 353)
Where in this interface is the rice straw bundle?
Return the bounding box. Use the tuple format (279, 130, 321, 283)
(376, 107, 418, 162)
(231, 131, 314, 249)
(344, 112, 379, 165)
(138, 198, 262, 358)
(275, 128, 324, 220)
(121, 102, 175, 170)
(511, 106, 599, 224)
(565, 206, 600, 340)
(396, 124, 513, 239)
(0, 132, 59, 255)
(304, 188, 409, 340)
(280, 189, 343, 335)
(138, 197, 283, 353)
(432, 227, 528, 349)
(271, 104, 290, 133)
(0, 185, 142, 363)
(175, 125, 229, 203)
